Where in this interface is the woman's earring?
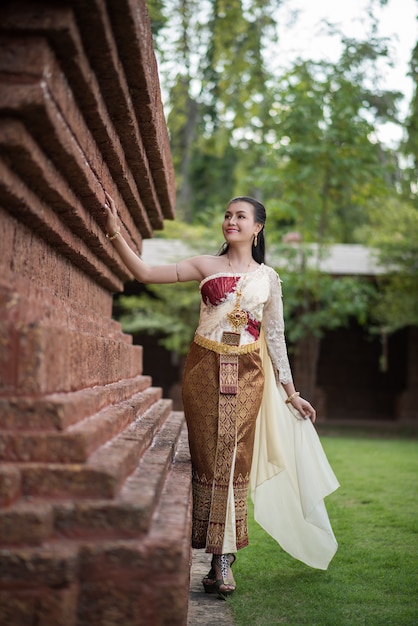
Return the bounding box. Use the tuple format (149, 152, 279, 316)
(253, 233, 258, 247)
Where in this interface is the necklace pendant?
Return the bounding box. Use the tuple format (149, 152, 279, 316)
(227, 305, 248, 332)
(226, 259, 250, 332)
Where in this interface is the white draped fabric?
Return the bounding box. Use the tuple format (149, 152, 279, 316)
(250, 330, 339, 570)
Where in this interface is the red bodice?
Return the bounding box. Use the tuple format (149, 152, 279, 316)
(201, 276, 260, 340)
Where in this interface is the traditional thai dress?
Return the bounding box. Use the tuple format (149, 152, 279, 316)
(182, 264, 339, 570)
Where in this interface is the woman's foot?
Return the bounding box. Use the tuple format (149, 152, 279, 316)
(213, 554, 236, 600)
(202, 556, 216, 594)
(202, 553, 236, 594)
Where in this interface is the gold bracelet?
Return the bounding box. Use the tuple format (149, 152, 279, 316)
(285, 391, 300, 404)
(106, 230, 120, 241)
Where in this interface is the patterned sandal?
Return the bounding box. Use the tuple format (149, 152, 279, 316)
(214, 554, 236, 600)
(202, 553, 236, 594)
(202, 555, 217, 593)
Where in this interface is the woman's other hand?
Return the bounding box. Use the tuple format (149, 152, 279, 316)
(291, 396, 316, 423)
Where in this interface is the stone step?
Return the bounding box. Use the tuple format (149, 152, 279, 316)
(75, 418, 191, 626)
(6, 321, 144, 397)
(19, 399, 173, 499)
(0, 386, 162, 463)
(54, 411, 187, 540)
(0, 464, 21, 506)
(0, 540, 79, 589)
(0, 500, 54, 547)
(0, 411, 187, 547)
(0, 416, 190, 625)
(0, 279, 131, 346)
(0, 374, 151, 431)
(0, 584, 78, 626)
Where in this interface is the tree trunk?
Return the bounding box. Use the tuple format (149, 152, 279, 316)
(292, 333, 321, 404)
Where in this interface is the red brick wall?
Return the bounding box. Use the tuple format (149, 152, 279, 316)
(0, 2, 191, 624)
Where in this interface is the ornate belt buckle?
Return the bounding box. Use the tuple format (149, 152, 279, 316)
(221, 331, 240, 347)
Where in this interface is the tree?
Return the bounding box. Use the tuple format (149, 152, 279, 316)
(132, 0, 417, 375)
(148, 0, 411, 234)
(146, 0, 168, 37)
(402, 41, 418, 207)
(359, 197, 418, 332)
(249, 38, 402, 244)
(150, 0, 281, 219)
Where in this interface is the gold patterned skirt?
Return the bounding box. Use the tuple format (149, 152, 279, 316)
(182, 338, 264, 554)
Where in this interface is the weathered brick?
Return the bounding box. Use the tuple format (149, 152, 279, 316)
(0, 5, 165, 234)
(0, 375, 150, 431)
(106, 0, 176, 218)
(0, 464, 21, 506)
(77, 578, 156, 626)
(146, 423, 192, 573)
(54, 410, 186, 539)
(86, 398, 172, 485)
(0, 278, 141, 397)
(0, 225, 114, 322)
(75, 421, 191, 626)
(0, 584, 78, 626)
(0, 501, 53, 546)
(20, 464, 118, 500)
(0, 387, 161, 463)
(20, 399, 171, 499)
(0, 590, 37, 626)
(0, 33, 152, 240)
(70, 0, 167, 230)
(145, 424, 192, 626)
(0, 117, 133, 279)
(37, 584, 78, 626)
(0, 157, 125, 292)
(0, 542, 79, 587)
(0, 1, 188, 623)
(14, 323, 143, 395)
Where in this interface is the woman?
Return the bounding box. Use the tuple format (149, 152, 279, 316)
(103, 193, 339, 599)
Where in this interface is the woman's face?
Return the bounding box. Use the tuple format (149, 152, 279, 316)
(222, 201, 260, 245)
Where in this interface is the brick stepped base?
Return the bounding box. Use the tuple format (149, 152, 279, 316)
(0, 387, 163, 464)
(0, 385, 192, 625)
(0, 1, 187, 623)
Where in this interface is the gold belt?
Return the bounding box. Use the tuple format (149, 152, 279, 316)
(194, 332, 260, 355)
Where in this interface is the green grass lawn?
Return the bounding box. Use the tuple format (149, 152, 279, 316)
(230, 436, 418, 626)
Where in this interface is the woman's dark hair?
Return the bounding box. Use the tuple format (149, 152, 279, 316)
(218, 196, 266, 264)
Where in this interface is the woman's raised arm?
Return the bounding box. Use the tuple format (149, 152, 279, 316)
(103, 192, 205, 284)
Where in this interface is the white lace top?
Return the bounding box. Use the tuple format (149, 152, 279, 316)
(197, 264, 293, 384)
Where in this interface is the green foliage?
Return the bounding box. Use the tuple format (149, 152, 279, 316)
(201, 0, 277, 128)
(402, 41, 418, 207)
(282, 272, 376, 344)
(357, 197, 418, 331)
(140, 0, 418, 345)
(230, 436, 418, 626)
(118, 281, 201, 355)
(257, 55, 400, 244)
(155, 217, 221, 252)
(154, 0, 280, 219)
(145, 0, 168, 37)
(153, 0, 409, 238)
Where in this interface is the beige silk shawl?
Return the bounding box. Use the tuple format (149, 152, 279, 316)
(250, 330, 339, 570)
